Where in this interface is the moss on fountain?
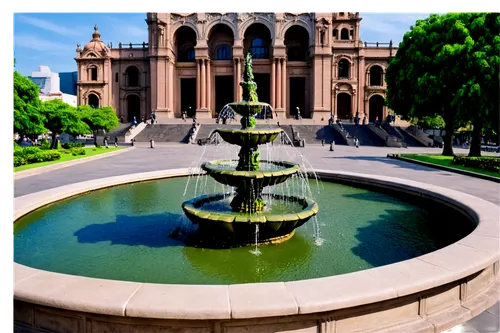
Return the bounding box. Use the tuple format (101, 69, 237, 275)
(181, 53, 318, 246)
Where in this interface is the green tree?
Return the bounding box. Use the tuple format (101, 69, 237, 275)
(40, 99, 90, 149)
(14, 71, 46, 137)
(411, 115, 446, 129)
(455, 13, 500, 156)
(386, 13, 499, 156)
(78, 105, 119, 146)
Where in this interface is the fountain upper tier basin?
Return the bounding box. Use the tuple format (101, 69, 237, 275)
(181, 193, 318, 245)
(227, 101, 270, 117)
(215, 128, 283, 147)
(201, 160, 300, 188)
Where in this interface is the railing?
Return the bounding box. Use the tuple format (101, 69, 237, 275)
(108, 42, 149, 49)
(364, 41, 393, 48)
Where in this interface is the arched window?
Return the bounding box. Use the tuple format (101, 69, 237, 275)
(175, 26, 197, 62)
(89, 66, 98, 81)
(370, 65, 383, 86)
(216, 44, 231, 60)
(340, 28, 349, 40)
(250, 38, 269, 59)
(338, 59, 350, 79)
(125, 66, 140, 87)
(333, 29, 338, 39)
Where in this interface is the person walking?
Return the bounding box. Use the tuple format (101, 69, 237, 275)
(354, 137, 360, 148)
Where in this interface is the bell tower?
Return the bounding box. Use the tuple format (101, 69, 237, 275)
(75, 25, 112, 108)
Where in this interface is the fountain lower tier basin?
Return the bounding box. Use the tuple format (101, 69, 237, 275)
(215, 127, 283, 146)
(182, 193, 318, 246)
(201, 160, 300, 188)
(227, 101, 270, 117)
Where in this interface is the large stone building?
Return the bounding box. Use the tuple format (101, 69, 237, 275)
(75, 12, 396, 123)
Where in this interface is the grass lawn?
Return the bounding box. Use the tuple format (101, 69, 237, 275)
(14, 147, 125, 172)
(401, 154, 500, 178)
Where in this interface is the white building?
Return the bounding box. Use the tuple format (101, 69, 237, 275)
(29, 66, 77, 107)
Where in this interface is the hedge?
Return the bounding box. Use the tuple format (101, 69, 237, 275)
(62, 142, 85, 149)
(452, 156, 500, 172)
(14, 146, 61, 167)
(70, 147, 86, 156)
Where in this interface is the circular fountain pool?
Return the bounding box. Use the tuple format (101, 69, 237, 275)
(14, 176, 474, 285)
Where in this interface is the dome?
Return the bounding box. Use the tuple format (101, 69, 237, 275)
(83, 25, 108, 53)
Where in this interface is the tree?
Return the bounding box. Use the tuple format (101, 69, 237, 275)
(412, 115, 446, 130)
(455, 13, 500, 156)
(385, 13, 499, 156)
(40, 99, 90, 149)
(78, 105, 119, 146)
(14, 71, 45, 137)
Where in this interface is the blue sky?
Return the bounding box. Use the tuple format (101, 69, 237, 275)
(13, 12, 432, 76)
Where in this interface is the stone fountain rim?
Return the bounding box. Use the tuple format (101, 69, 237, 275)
(202, 159, 300, 178)
(13, 168, 500, 321)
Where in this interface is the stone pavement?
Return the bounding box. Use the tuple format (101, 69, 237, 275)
(13, 144, 500, 332)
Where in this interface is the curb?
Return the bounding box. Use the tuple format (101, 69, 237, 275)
(387, 154, 500, 183)
(14, 147, 134, 181)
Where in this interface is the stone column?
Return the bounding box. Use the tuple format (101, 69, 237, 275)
(236, 58, 242, 102)
(207, 59, 211, 112)
(281, 58, 287, 113)
(234, 59, 238, 101)
(201, 59, 206, 109)
(365, 99, 369, 121)
(168, 59, 174, 113)
(358, 55, 365, 116)
(270, 59, 276, 108)
(276, 58, 282, 109)
(332, 91, 337, 116)
(196, 60, 201, 110)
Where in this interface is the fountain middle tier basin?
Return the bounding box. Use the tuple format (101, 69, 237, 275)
(227, 101, 269, 117)
(215, 128, 283, 147)
(181, 193, 318, 246)
(201, 160, 300, 188)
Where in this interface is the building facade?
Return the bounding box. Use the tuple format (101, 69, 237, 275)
(29, 66, 78, 106)
(75, 12, 396, 122)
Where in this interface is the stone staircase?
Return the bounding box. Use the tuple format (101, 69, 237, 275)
(403, 125, 434, 147)
(367, 124, 406, 148)
(288, 125, 344, 145)
(92, 123, 134, 145)
(133, 124, 193, 143)
(342, 124, 386, 147)
(382, 123, 425, 147)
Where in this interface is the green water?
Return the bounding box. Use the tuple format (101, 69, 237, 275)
(14, 177, 474, 284)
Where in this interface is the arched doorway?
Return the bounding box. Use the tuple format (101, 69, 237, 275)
(369, 66, 383, 86)
(88, 94, 99, 108)
(337, 93, 351, 120)
(369, 95, 385, 123)
(127, 95, 141, 122)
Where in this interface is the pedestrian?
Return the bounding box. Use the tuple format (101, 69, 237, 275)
(355, 137, 359, 148)
(114, 137, 118, 147)
(133, 116, 137, 126)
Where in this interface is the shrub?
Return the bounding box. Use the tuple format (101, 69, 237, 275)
(13, 147, 61, 167)
(14, 145, 24, 157)
(70, 147, 86, 156)
(62, 142, 85, 149)
(14, 156, 26, 167)
(39, 139, 51, 150)
(452, 156, 500, 172)
(23, 146, 42, 155)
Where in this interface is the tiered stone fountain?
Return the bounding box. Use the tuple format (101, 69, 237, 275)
(182, 53, 318, 247)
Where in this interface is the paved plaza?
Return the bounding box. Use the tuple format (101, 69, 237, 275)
(14, 144, 500, 332)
